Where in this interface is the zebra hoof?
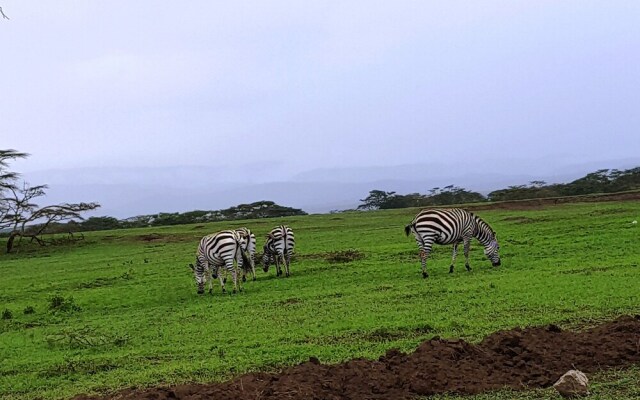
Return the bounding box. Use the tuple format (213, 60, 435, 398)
(208, 288, 213, 294)
(253, 277, 256, 281)
(223, 277, 227, 284)
(449, 265, 454, 274)
(466, 265, 472, 272)
(232, 289, 237, 294)
(422, 271, 428, 279)
(197, 289, 205, 295)
(242, 275, 246, 283)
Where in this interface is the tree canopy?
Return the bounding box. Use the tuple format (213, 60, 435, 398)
(357, 167, 640, 211)
(358, 186, 485, 210)
(1, 150, 100, 252)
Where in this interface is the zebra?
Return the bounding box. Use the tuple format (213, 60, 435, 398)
(404, 208, 501, 278)
(189, 229, 252, 294)
(262, 225, 295, 277)
(210, 227, 257, 284)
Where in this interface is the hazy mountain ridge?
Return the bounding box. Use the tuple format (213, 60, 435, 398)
(22, 158, 640, 219)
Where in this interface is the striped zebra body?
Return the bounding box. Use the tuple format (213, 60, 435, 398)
(262, 225, 295, 277)
(404, 208, 501, 278)
(189, 230, 251, 294)
(210, 228, 257, 284)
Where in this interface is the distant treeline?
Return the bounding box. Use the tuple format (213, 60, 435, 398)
(358, 167, 640, 210)
(21, 201, 307, 234)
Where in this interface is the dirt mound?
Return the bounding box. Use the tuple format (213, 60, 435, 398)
(75, 315, 640, 400)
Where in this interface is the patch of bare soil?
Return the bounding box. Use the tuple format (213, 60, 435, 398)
(136, 233, 163, 242)
(75, 315, 640, 400)
(134, 233, 197, 244)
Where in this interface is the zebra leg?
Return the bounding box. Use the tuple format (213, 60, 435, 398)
(251, 262, 256, 281)
(218, 271, 226, 294)
(275, 255, 282, 277)
(232, 267, 239, 294)
(419, 249, 429, 278)
(238, 256, 247, 283)
(284, 253, 290, 277)
(203, 263, 214, 294)
(463, 237, 472, 271)
(450, 242, 460, 274)
(208, 267, 214, 294)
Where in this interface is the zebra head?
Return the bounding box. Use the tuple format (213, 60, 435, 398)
(189, 260, 206, 294)
(484, 236, 501, 267)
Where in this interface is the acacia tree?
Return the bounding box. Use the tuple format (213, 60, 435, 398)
(357, 190, 397, 210)
(0, 150, 28, 217)
(1, 150, 100, 253)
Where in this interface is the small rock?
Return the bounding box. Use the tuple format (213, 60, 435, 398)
(553, 369, 589, 397)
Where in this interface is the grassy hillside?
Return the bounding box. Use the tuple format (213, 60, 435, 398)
(1, 202, 639, 399)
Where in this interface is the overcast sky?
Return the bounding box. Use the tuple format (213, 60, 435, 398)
(2, 1, 639, 176)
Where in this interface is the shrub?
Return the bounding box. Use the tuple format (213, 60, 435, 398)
(48, 294, 81, 313)
(1, 309, 13, 320)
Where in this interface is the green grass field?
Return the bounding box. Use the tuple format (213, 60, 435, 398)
(1, 201, 639, 399)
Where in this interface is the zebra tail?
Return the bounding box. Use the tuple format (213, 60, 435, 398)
(404, 224, 413, 237)
(240, 249, 252, 269)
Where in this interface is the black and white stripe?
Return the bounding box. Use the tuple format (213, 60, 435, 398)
(405, 208, 501, 278)
(262, 225, 295, 277)
(189, 230, 252, 294)
(235, 227, 257, 282)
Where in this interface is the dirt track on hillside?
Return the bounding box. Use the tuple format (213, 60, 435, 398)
(75, 315, 640, 400)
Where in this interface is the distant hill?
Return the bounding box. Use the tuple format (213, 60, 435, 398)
(21, 158, 640, 218)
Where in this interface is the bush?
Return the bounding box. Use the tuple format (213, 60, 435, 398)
(48, 294, 81, 313)
(1, 309, 13, 320)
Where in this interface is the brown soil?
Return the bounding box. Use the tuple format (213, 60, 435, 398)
(75, 315, 640, 400)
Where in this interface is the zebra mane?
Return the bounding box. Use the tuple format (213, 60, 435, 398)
(473, 215, 495, 237)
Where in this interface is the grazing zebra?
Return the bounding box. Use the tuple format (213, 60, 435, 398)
(210, 227, 257, 284)
(189, 230, 252, 294)
(404, 208, 501, 278)
(262, 225, 295, 277)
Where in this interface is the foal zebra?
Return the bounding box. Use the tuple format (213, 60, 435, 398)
(189, 229, 252, 294)
(404, 208, 501, 278)
(262, 225, 295, 277)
